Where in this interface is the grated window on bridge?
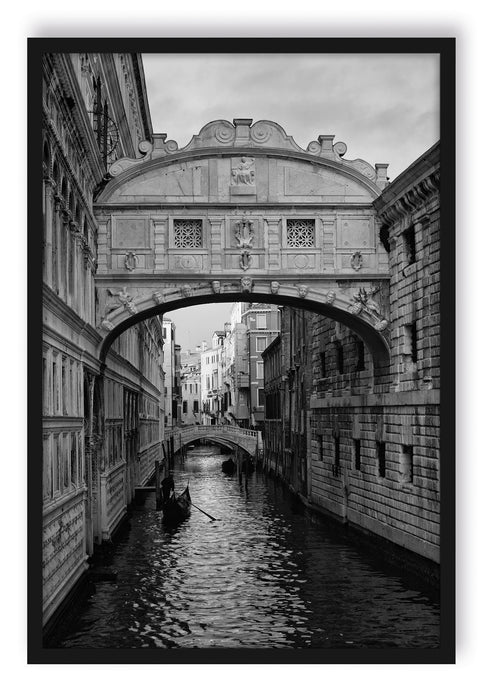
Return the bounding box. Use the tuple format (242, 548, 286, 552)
(174, 219, 203, 248)
(287, 219, 315, 247)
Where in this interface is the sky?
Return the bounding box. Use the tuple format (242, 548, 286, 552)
(142, 52, 440, 351)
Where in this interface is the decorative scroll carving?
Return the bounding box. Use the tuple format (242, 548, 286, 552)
(348, 287, 380, 316)
(124, 251, 138, 271)
(374, 319, 389, 331)
(108, 140, 153, 177)
(240, 276, 253, 293)
(105, 287, 137, 316)
(239, 250, 252, 271)
(235, 218, 254, 248)
(350, 251, 363, 271)
(347, 287, 388, 331)
(101, 320, 115, 331)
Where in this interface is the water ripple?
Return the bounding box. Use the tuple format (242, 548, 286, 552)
(57, 446, 440, 649)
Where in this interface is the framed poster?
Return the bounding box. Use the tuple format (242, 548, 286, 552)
(28, 36, 455, 664)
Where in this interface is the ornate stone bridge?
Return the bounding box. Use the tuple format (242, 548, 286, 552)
(94, 119, 391, 369)
(164, 424, 262, 458)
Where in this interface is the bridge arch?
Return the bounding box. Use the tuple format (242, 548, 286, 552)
(98, 287, 390, 372)
(93, 118, 391, 373)
(165, 425, 261, 458)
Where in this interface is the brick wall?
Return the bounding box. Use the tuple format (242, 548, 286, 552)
(263, 143, 441, 564)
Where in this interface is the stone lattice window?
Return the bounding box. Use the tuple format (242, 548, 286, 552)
(174, 220, 203, 248)
(287, 219, 315, 247)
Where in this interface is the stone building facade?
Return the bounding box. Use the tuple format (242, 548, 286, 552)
(42, 53, 164, 630)
(263, 143, 440, 565)
(201, 331, 226, 424)
(180, 349, 202, 425)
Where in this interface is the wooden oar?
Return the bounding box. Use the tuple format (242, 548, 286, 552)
(190, 502, 218, 521)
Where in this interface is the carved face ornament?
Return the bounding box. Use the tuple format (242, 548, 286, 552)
(241, 276, 253, 293)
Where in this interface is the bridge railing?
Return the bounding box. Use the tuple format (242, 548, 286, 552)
(162, 424, 263, 451)
(164, 424, 259, 438)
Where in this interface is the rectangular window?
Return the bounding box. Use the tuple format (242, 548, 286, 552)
(356, 340, 365, 371)
(335, 342, 344, 374)
(258, 388, 265, 407)
(257, 314, 267, 329)
(404, 323, 418, 364)
(174, 219, 203, 248)
(403, 225, 416, 264)
(320, 351, 326, 377)
(287, 219, 315, 247)
(256, 361, 264, 379)
(43, 436, 52, 501)
(193, 400, 199, 413)
(182, 400, 188, 414)
(400, 445, 414, 483)
(52, 360, 58, 414)
(53, 435, 60, 494)
(256, 336, 267, 352)
(377, 441, 386, 478)
(354, 439, 361, 471)
(333, 436, 340, 477)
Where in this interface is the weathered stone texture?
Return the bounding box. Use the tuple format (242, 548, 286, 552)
(264, 143, 441, 564)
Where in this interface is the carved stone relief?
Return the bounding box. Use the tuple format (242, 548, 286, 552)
(240, 276, 253, 293)
(350, 251, 363, 271)
(124, 251, 138, 271)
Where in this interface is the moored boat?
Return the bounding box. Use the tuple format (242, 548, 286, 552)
(161, 475, 191, 525)
(221, 458, 236, 474)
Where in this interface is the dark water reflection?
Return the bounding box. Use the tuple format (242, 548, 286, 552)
(57, 446, 440, 648)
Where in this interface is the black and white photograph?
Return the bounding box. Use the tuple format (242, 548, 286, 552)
(28, 37, 455, 664)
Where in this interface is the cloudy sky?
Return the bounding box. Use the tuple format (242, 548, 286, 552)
(141, 52, 439, 350)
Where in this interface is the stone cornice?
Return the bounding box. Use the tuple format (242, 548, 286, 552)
(100, 144, 383, 202)
(50, 54, 105, 184)
(42, 113, 99, 233)
(43, 283, 102, 346)
(373, 142, 440, 227)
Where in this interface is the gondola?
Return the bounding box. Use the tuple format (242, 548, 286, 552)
(161, 476, 191, 525)
(221, 458, 236, 474)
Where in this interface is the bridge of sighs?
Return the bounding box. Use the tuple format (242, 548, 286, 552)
(94, 118, 391, 368)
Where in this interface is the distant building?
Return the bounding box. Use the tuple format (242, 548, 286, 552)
(239, 303, 280, 427)
(223, 316, 250, 427)
(180, 348, 202, 425)
(162, 318, 177, 428)
(201, 331, 226, 424)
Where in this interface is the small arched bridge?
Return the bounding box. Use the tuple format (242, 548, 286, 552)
(163, 424, 262, 458)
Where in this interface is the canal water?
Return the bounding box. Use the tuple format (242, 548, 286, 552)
(55, 445, 440, 649)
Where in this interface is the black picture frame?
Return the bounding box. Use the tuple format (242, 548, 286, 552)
(28, 36, 455, 664)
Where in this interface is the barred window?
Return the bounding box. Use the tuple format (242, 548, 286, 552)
(287, 219, 315, 247)
(174, 220, 203, 248)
